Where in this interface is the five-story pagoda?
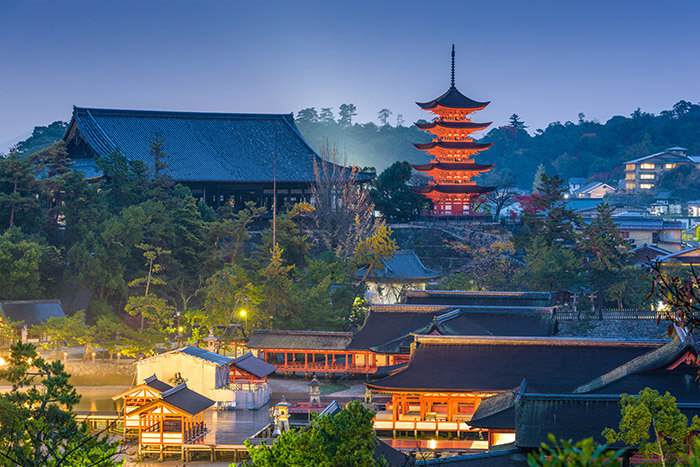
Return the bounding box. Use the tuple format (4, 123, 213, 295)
(413, 45, 495, 216)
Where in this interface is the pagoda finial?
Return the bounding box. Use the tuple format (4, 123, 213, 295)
(450, 44, 455, 89)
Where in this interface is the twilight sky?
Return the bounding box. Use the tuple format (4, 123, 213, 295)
(1, 0, 699, 150)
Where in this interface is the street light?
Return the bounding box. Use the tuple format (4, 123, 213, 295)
(240, 309, 248, 330)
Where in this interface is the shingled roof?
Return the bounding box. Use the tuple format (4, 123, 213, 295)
(63, 107, 373, 184)
(347, 304, 557, 353)
(232, 352, 277, 378)
(402, 290, 554, 307)
(246, 330, 353, 350)
(367, 335, 666, 393)
(356, 250, 440, 281)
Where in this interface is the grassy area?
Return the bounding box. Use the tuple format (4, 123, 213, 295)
(320, 382, 350, 395)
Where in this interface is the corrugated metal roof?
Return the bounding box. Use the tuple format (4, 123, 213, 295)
(178, 346, 232, 366)
(0, 300, 65, 326)
(66, 107, 372, 184)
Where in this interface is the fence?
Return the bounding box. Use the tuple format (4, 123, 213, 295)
(557, 308, 661, 320)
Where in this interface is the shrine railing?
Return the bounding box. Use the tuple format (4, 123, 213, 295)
(557, 308, 661, 320)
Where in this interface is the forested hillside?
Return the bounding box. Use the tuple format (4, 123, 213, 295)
(296, 101, 700, 187)
(6, 100, 700, 189)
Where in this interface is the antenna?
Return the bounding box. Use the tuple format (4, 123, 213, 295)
(451, 44, 456, 88)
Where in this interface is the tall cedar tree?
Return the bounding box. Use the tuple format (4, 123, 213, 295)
(579, 202, 629, 312)
(0, 148, 42, 228)
(527, 173, 580, 245)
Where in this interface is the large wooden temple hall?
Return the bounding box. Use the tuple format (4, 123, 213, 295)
(62, 106, 373, 208)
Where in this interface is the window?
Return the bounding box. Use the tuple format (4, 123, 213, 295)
(625, 173, 635, 180)
(621, 231, 629, 239)
(625, 164, 635, 171)
(640, 174, 655, 180)
(640, 163, 655, 170)
(640, 183, 653, 189)
(664, 163, 677, 169)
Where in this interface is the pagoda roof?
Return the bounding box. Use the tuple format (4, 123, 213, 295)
(415, 121, 491, 130)
(64, 107, 373, 184)
(413, 141, 493, 151)
(412, 162, 494, 172)
(413, 184, 495, 195)
(367, 335, 666, 393)
(416, 87, 490, 111)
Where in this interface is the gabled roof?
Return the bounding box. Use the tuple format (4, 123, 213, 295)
(468, 384, 522, 430)
(628, 243, 670, 264)
(63, 107, 373, 184)
(657, 246, 700, 264)
(246, 330, 353, 350)
(416, 448, 528, 466)
(232, 352, 277, 378)
(574, 181, 614, 195)
(356, 250, 440, 281)
(0, 300, 65, 326)
(367, 335, 666, 393)
(625, 147, 690, 164)
(402, 290, 554, 307)
(111, 375, 172, 400)
(348, 304, 557, 353)
(130, 383, 214, 416)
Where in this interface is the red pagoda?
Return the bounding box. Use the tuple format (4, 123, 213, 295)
(412, 45, 495, 216)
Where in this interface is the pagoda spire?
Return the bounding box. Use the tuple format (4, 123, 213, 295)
(450, 44, 455, 89)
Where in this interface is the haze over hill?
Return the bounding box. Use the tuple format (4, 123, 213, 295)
(8, 99, 700, 189)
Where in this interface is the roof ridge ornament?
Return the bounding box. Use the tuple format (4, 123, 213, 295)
(451, 44, 456, 89)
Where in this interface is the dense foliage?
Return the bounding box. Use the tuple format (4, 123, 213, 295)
(528, 435, 623, 467)
(0, 134, 394, 356)
(245, 401, 386, 466)
(0, 342, 122, 466)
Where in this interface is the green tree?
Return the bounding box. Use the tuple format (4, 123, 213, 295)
(528, 435, 623, 467)
(579, 203, 629, 313)
(295, 108, 319, 124)
(0, 148, 42, 228)
(510, 113, 527, 131)
(528, 173, 580, 245)
(124, 244, 174, 334)
(352, 222, 397, 298)
(377, 108, 392, 126)
(14, 121, 68, 156)
(338, 103, 358, 127)
(0, 228, 61, 300)
(449, 240, 522, 291)
(603, 388, 700, 466)
(0, 342, 122, 466)
(149, 132, 172, 195)
(245, 400, 385, 466)
(370, 161, 429, 222)
(525, 236, 581, 292)
(318, 107, 335, 124)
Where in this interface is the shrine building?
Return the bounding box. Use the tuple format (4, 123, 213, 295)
(63, 107, 373, 209)
(412, 45, 495, 216)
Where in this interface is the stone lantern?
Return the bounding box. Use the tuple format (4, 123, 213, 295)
(273, 395, 291, 436)
(203, 329, 217, 352)
(308, 374, 321, 405)
(364, 386, 373, 404)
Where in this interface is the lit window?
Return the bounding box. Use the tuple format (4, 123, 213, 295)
(640, 174, 655, 180)
(664, 163, 676, 169)
(640, 183, 653, 189)
(625, 164, 635, 171)
(640, 163, 655, 170)
(625, 173, 635, 180)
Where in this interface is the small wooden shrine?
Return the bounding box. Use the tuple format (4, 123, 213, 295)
(129, 382, 214, 460)
(112, 374, 173, 438)
(412, 45, 495, 216)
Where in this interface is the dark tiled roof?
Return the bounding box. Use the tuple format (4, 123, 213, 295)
(356, 250, 440, 280)
(178, 346, 232, 366)
(144, 374, 173, 393)
(160, 383, 215, 415)
(402, 290, 554, 307)
(367, 336, 666, 393)
(416, 87, 490, 110)
(246, 330, 352, 350)
(416, 448, 528, 466)
(233, 351, 277, 378)
(0, 300, 65, 326)
(468, 388, 519, 430)
(413, 184, 495, 195)
(348, 305, 556, 352)
(628, 244, 670, 264)
(64, 107, 372, 184)
(412, 162, 494, 172)
(515, 393, 700, 449)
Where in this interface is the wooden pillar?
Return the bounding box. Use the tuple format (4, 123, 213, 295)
(304, 352, 308, 369)
(365, 352, 370, 370)
(344, 352, 349, 371)
(284, 352, 288, 368)
(447, 395, 453, 421)
(324, 353, 328, 370)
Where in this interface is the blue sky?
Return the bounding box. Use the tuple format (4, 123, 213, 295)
(1, 0, 699, 148)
